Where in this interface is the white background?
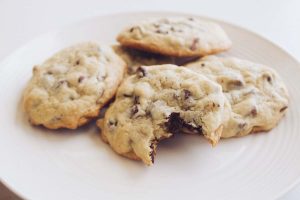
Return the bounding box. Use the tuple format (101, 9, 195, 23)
(0, 0, 299, 199)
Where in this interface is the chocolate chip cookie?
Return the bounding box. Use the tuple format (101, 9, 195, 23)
(23, 42, 126, 129)
(186, 56, 289, 138)
(97, 64, 229, 165)
(117, 17, 232, 57)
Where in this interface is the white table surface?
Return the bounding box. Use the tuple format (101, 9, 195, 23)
(0, 0, 299, 199)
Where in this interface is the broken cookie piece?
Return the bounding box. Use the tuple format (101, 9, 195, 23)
(97, 64, 229, 165)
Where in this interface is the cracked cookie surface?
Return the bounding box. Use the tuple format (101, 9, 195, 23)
(117, 17, 232, 57)
(97, 64, 229, 165)
(186, 56, 289, 138)
(23, 42, 126, 129)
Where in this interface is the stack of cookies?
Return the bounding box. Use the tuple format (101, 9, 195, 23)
(23, 17, 289, 165)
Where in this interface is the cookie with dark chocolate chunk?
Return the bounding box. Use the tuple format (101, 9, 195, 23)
(97, 64, 229, 165)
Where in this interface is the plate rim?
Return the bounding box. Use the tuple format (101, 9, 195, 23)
(0, 11, 299, 200)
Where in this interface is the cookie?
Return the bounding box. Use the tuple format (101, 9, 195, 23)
(117, 17, 232, 57)
(23, 42, 126, 129)
(112, 45, 198, 75)
(186, 56, 289, 138)
(97, 65, 229, 165)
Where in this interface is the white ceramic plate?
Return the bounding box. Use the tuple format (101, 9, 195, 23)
(0, 12, 300, 200)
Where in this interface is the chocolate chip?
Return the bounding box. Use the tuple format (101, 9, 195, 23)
(263, 74, 272, 83)
(137, 67, 147, 78)
(131, 105, 139, 117)
(183, 89, 192, 100)
(165, 113, 183, 134)
(70, 96, 75, 101)
(129, 27, 135, 32)
(201, 63, 205, 67)
(190, 38, 199, 51)
(170, 27, 175, 31)
(250, 108, 257, 117)
(150, 151, 155, 164)
(47, 71, 53, 75)
(78, 76, 84, 83)
(228, 80, 243, 89)
(75, 60, 80, 65)
(280, 106, 288, 112)
(188, 17, 194, 21)
(123, 94, 132, 98)
(129, 26, 141, 33)
(238, 123, 247, 129)
(108, 119, 118, 127)
(165, 113, 202, 135)
(149, 140, 156, 164)
(155, 30, 168, 34)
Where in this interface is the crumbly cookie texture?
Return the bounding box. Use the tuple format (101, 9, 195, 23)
(186, 56, 289, 138)
(97, 65, 229, 165)
(23, 42, 126, 129)
(117, 17, 232, 57)
(112, 45, 198, 75)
